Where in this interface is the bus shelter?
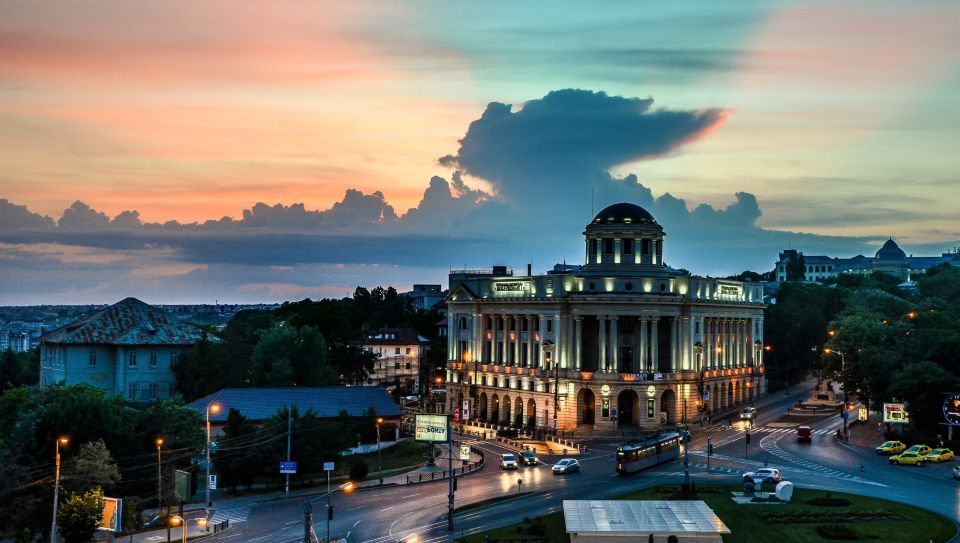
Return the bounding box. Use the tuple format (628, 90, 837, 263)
(563, 500, 730, 543)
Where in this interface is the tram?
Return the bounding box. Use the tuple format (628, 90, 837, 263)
(616, 432, 681, 474)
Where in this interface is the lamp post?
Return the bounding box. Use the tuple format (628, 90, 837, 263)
(694, 342, 704, 425)
(50, 437, 68, 543)
(543, 341, 556, 434)
(168, 516, 187, 543)
(308, 480, 353, 543)
(376, 417, 383, 476)
(205, 401, 221, 526)
(156, 438, 164, 516)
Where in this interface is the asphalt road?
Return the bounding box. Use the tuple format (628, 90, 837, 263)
(198, 388, 959, 543)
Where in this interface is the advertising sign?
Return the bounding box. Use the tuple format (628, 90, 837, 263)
(858, 407, 868, 422)
(453, 408, 461, 423)
(174, 470, 191, 503)
(943, 394, 960, 425)
(459, 445, 470, 461)
(414, 414, 449, 442)
(279, 461, 297, 474)
(882, 403, 909, 424)
(99, 497, 122, 532)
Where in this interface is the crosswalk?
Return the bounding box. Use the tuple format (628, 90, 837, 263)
(209, 506, 250, 525)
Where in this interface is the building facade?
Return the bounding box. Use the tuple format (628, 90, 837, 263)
(775, 239, 960, 283)
(39, 297, 207, 400)
(361, 328, 428, 393)
(445, 203, 766, 433)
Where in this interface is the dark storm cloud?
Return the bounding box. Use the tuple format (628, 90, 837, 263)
(0, 198, 55, 229)
(439, 89, 727, 201)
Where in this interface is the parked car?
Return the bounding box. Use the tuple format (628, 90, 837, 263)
(739, 407, 757, 420)
(743, 467, 781, 484)
(520, 450, 538, 466)
(552, 458, 580, 474)
(953, 465, 960, 480)
(889, 451, 924, 466)
(875, 440, 906, 455)
(924, 448, 954, 463)
(905, 444, 932, 457)
(796, 426, 812, 443)
(500, 453, 518, 470)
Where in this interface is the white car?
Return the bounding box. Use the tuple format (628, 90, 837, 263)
(953, 465, 960, 481)
(739, 407, 757, 420)
(500, 453, 518, 470)
(743, 467, 781, 484)
(552, 458, 580, 474)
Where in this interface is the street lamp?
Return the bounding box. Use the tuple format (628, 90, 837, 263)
(168, 515, 187, 543)
(205, 401, 222, 526)
(308, 480, 353, 543)
(376, 417, 384, 476)
(694, 342, 704, 425)
(823, 348, 846, 373)
(542, 341, 556, 434)
(50, 436, 68, 543)
(155, 438, 164, 516)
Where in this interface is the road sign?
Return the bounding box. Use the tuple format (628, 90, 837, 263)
(279, 461, 297, 474)
(460, 445, 470, 461)
(208, 474, 217, 490)
(324, 461, 335, 472)
(841, 410, 849, 421)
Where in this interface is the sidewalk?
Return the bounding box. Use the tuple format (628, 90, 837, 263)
(692, 376, 819, 434)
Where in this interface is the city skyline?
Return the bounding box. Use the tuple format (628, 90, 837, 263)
(2, 1, 960, 304)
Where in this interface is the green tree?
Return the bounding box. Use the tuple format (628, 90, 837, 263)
(251, 324, 333, 387)
(57, 486, 105, 543)
(1, 348, 21, 391)
(785, 252, 806, 281)
(64, 439, 121, 493)
(216, 409, 264, 492)
(889, 361, 960, 435)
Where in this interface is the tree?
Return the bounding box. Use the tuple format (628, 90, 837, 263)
(216, 409, 264, 492)
(349, 459, 369, 482)
(889, 361, 960, 435)
(785, 252, 806, 281)
(57, 486, 105, 543)
(251, 324, 334, 387)
(64, 439, 121, 493)
(1, 348, 21, 391)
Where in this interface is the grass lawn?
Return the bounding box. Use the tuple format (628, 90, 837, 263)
(454, 492, 536, 514)
(457, 485, 956, 543)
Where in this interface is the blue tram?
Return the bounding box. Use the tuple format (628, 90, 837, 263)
(616, 432, 681, 474)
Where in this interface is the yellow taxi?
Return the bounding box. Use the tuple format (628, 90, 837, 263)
(889, 451, 925, 466)
(924, 448, 954, 463)
(905, 444, 932, 456)
(875, 441, 906, 455)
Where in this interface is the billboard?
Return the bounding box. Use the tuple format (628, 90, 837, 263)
(414, 414, 449, 442)
(883, 403, 909, 424)
(944, 394, 960, 425)
(100, 497, 122, 532)
(174, 470, 191, 503)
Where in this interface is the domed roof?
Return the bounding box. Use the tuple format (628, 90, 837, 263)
(875, 238, 906, 260)
(591, 203, 657, 225)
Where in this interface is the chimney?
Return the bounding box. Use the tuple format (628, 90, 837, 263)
(527, 263, 532, 276)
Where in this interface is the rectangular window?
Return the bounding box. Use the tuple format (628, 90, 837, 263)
(150, 352, 158, 367)
(647, 399, 655, 419)
(394, 362, 400, 369)
(589, 239, 598, 256)
(642, 239, 651, 254)
(546, 319, 553, 333)
(128, 352, 137, 367)
(405, 347, 411, 355)
(603, 238, 614, 254)
(395, 347, 401, 355)
(128, 384, 138, 399)
(88, 351, 97, 367)
(171, 352, 180, 366)
(622, 238, 634, 256)
(149, 383, 158, 399)
(405, 362, 411, 370)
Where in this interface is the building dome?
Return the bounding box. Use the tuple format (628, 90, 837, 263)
(875, 238, 906, 260)
(591, 203, 657, 226)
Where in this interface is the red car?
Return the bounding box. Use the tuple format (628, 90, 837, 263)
(797, 426, 812, 443)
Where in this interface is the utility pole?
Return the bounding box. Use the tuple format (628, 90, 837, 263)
(285, 407, 292, 497)
(447, 415, 454, 531)
(51, 437, 68, 543)
(156, 438, 164, 515)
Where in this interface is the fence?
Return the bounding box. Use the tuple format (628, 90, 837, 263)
(459, 421, 587, 454)
(404, 444, 485, 485)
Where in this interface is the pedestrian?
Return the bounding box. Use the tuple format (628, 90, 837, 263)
(876, 422, 882, 433)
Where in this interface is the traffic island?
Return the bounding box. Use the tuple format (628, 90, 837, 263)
(455, 485, 957, 543)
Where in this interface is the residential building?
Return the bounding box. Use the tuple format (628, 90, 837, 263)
(361, 328, 428, 394)
(38, 297, 207, 400)
(404, 284, 446, 311)
(445, 202, 766, 433)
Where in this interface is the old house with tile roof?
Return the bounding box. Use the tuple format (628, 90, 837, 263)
(39, 297, 208, 400)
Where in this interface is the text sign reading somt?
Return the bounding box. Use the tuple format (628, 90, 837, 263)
(415, 414, 449, 442)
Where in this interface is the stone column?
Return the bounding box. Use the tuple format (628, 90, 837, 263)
(598, 316, 607, 372)
(610, 316, 619, 372)
(493, 314, 501, 365)
(639, 318, 648, 371)
(650, 318, 659, 373)
(512, 315, 520, 366)
(671, 317, 679, 373)
(574, 316, 583, 370)
(526, 315, 535, 368)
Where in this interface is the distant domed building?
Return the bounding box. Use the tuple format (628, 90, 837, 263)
(872, 238, 909, 280)
(445, 203, 766, 434)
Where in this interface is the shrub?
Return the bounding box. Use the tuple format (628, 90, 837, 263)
(349, 459, 369, 481)
(527, 523, 547, 536)
(808, 494, 852, 507)
(815, 524, 860, 540)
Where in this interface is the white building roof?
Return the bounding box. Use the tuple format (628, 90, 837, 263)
(563, 500, 730, 535)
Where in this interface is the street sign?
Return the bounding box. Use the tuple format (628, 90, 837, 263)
(841, 410, 849, 421)
(279, 461, 297, 474)
(324, 461, 335, 472)
(459, 445, 470, 461)
(208, 474, 217, 490)
(99, 497, 122, 532)
(414, 414, 449, 442)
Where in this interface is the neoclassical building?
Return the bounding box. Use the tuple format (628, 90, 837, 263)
(445, 203, 766, 433)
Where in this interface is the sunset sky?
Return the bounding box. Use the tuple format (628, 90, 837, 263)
(2, 1, 960, 304)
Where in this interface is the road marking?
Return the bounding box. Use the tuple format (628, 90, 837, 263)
(401, 493, 419, 498)
(380, 505, 396, 512)
(353, 520, 361, 527)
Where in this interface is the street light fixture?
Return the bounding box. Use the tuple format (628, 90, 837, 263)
(50, 437, 68, 543)
(168, 515, 188, 543)
(155, 438, 164, 516)
(376, 417, 384, 476)
(205, 401, 222, 527)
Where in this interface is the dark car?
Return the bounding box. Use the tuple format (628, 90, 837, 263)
(796, 426, 812, 443)
(520, 450, 538, 466)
